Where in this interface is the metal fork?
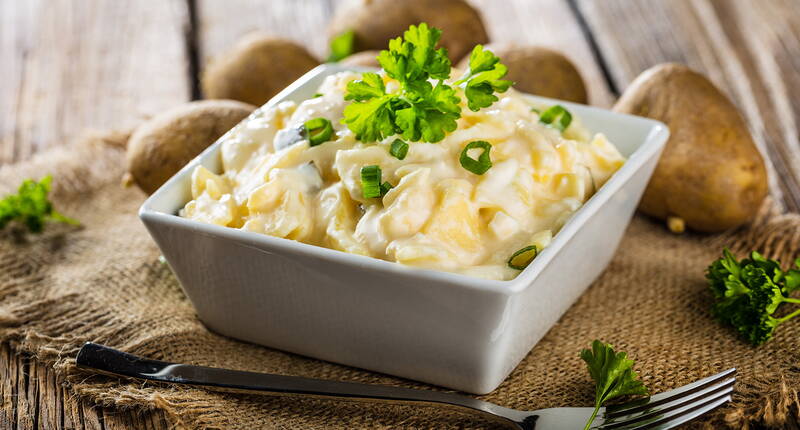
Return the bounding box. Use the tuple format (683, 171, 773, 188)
(76, 343, 735, 429)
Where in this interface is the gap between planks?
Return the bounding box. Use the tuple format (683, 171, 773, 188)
(576, 0, 800, 213)
(185, 0, 203, 100)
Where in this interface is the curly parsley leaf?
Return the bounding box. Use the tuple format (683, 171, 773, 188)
(455, 45, 513, 111)
(343, 23, 509, 144)
(344, 72, 387, 101)
(396, 81, 461, 142)
(0, 175, 78, 233)
(378, 23, 451, 84)
(580, 340, 649, 430)
(707, 248, 800, 345)
(342, 95, 395, 143)
(402, 23, 451, 80)
(327, 30, 355, 62)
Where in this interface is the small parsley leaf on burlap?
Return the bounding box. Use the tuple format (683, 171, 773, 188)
(580, 340, 649, 430)
(0, 175, 78, 233)
(342, 23, 508, 144)
(707, 248, 800, 345)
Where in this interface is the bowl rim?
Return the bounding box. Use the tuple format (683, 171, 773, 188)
(140, 64, 669, 296)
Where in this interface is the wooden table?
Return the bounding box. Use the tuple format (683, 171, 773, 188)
(1, 0, 799, 428)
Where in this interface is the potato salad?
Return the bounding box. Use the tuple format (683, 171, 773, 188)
(180, 69, 625, 280)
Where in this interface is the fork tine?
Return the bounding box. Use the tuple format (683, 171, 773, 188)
(597, 374, 734, 429)
(631, 391, 731, 429)
(604, 368, 736, 418)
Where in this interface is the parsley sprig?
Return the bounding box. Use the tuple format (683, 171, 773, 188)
(343, 23, 511, 144)
(581, 340, 649, 430)
(0, 175, 78, 233)
(707, 248, 800, 345)
(453, 45, 513, 111)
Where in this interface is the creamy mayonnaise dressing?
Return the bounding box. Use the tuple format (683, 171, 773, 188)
(180, 71, 625, 280)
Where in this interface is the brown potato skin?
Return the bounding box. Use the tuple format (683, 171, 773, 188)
(614, 63, 768, 232)
(339, 50, 381, 68)
(126, 100, 255, 194)
(328, 0, 488, 61)
(459, 44, 587, 104)
(202, 34, 319, 106)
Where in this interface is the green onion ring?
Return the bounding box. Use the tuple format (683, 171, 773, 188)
(538, 105, 572, 132)
(360, 165, 382, 199)
(304, 117, 334, 146)
(508, 245, 538, 270)
(459, 140, 493, 175)
(389, 139, 409, 160)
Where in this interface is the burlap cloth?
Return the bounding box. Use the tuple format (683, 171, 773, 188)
(1, 132, 799, 429)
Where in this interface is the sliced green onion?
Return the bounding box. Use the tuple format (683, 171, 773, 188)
(530, 107, 540, 114)
(538, 105, 572, 132)
(459, 140, 492, 175)
(361, 165, 382, 198)
(380, 181, 394, 196)
(389, 139, 409, 160)
(304, 117, 333, 146)
(508, 246, 538, 270)
(312, 93, 323, 98)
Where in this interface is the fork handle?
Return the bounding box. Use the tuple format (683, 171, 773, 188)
(76, 343, 526, 428)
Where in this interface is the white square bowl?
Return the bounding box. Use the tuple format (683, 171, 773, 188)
(140, 64, 668, 394)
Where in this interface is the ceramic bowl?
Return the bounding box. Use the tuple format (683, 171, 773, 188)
(140, 64, 668, 394)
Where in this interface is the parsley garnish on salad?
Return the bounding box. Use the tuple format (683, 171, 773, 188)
(0, 175, 78, 233)
(707, 248, 800, 345)
(453, 44, 513, 111)
(342, 23, 511, 144)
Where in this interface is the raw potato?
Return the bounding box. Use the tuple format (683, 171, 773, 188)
(340, 50, 381, 68)
(126, 100, 255, 194)
(328, 0, 488, 61)
(202, 34, 319, 106)
(614, 63, 768, 232)
(459, 45, 587, 104)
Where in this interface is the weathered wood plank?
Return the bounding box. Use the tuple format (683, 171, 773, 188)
(197, 0, 334, 64)
(62, 395, 82, 430)
(38, 366, 63, 430)
(101, 410, 131, 430)
(79, 403, 104, 430)
(0, 344, 172, 430)
(707, 0, 800, 212)
(470, 0, 615, 107)
(0, 345, 18, 429)
(0, 0, 191, 426)
(576, 0, 800, 212)
(196, 0, 614, 106)
(0, 0, 192, 165)
(17, 356, 36, 430)
(1, 1, 798, 430)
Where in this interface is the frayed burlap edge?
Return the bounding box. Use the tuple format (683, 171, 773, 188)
(694, 202, 800, 429)
(1, 131, 799, 429)
(0, 132, 238, 430)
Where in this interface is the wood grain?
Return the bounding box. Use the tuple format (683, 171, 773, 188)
(0, 345, 171, 430)
(0, 0, 192, 165)
(469, 0, 615, 107)
(196, 0, 615, 106)
(196, 0, 335, 65)
(576, 0, 800, 212)
(1, 0, 800, 429)
(0, 0, 190, 428)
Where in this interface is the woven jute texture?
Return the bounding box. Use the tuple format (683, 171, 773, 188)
(1, 132, 799, 429)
